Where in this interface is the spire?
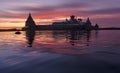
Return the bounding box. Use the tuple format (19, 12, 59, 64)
(28, 13, 31, 18)
(95, 23, 99, 29)
(29, 13, 31, 16)
(86, 18, 91, 25)
(25, 13, 36, 29)
(70, 15, 75, 21)
(26, 13, 34, 22)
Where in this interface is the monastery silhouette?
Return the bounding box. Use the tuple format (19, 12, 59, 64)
(24, 13, 99, 30)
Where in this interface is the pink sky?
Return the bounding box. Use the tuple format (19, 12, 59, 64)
(0, 0, 120, 28)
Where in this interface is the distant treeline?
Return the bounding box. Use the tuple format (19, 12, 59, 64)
(0, 27, 120, 31)
(99, 27, 120, 30)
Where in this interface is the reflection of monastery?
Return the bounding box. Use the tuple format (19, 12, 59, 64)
(24, 14, 99, 30)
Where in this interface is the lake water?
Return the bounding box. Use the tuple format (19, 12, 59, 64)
(0, 30, 120, 73)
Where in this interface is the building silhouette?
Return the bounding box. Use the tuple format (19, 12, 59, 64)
(25, 13, 36, 30)
(95, 24, 99, 29)
(23, 14, 98, 30)
(52, 15, 84, 25)
(85, 18, 91, 26)
(84, 18, 92, 30)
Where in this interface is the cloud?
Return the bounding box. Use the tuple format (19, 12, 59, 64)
(84, 7, 120, 15)
(8, 2, 93, 19)
(0, 0, 120, 27)
(11, 1, 93, 12)
(10, 1, 120, 18)
(91, 15, 120, 27)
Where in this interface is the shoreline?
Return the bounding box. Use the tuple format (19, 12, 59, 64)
(0, 27, 120, 31)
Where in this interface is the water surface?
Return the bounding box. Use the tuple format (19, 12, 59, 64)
(0, 30, 120, 73)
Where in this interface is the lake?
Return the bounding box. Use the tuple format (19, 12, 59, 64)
(0, 30, 120, 73)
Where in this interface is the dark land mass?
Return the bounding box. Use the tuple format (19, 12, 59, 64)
(1, 27, 120, 31)
(0, 29, 18, 31)
(36, 25, 120, 30)
(23, 25, 120, 31)
(99, 27, 120, 30)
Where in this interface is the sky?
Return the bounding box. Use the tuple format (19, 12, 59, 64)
(0, 0, 120, 28)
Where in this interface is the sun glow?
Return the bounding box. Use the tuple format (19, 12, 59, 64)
(0, 22, 24, 28)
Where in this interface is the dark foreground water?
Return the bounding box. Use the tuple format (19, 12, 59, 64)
(0, 30, 120, 73)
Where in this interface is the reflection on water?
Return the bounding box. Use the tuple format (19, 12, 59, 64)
(23, 30, 120, 55)
(0, 30, 120, 73)
(26, 30, 35, 47)
(25, 30, 96, 47)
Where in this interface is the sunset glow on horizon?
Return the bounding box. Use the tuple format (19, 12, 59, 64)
(0, 0, 120, 28)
